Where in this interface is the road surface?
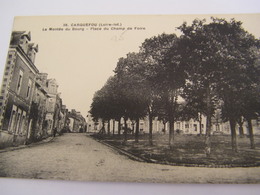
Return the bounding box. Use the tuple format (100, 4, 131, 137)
(0, 133, 259, 183)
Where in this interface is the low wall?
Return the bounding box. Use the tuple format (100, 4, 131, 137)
(0, 131, 27, 149)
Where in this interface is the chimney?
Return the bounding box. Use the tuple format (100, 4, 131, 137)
(27, 43, 38, 63)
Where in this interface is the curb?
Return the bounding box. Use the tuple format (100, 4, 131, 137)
(94, 138, 148, 163)
(89, 135, 260, 168)
(0, 137, 55, 153)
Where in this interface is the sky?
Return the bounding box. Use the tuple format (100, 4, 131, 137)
(4, 14, 260, 117)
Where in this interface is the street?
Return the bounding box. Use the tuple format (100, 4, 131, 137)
(0, 133, 259, 183)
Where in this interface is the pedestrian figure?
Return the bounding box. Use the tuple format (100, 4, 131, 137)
(79, 127, 83, 133)
(53, 127, 57, 137)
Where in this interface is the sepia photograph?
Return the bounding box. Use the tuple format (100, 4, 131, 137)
(0, 14, 260, 185)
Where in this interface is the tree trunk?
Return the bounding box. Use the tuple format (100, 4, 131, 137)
(238, 117, 244, 137)
(238, 124, 244, 137)
(163, 122, 166, 134)
(99, 120, 106, 134)
(205, 86, 212, 157)
(112, 119, 115, 136)
(229, 118, 238, 152)
(169, 118, 175, 149)
(118, 119, 121, 135)
(199, 113, 202, 136)
(122, 117, 128, 145)
(107, 120, 110, 135)
(247, 118, 255, 149)
(168, 90, 177, 149)
(132, 122, 135, 135)
(135, 118, 140, 143)
(148, 114, 153, 146)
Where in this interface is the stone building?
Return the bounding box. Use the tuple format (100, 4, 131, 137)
(87, 114, 260, 136)
(0, 31, 68, 148)
(67, 109, 86, 133)
(26, 73, 50, 143)
(45, 78, 59, 135)
(60, 105, 69, 133)
(53, 93, 64, 133)
(0, 31, 39, 147)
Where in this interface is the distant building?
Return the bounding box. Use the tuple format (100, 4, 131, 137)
(60, 105, 69, 132)
(53, 93, 63, 133)
(87, 114, 260, 136)
(45, 78, 59, 135)
(67, 109, 86, 132)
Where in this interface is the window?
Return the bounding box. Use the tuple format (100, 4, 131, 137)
(194, 124, 197, 131)
(50, 84, 56, 93)
(17, 70, 23, 93)
(36, 93, 40, 103)
(14, 112, 21, 135)
(8, 105, 17, 133)
(18, 111, 26, 135)
(216, 124, 220, 132)
(21, 112, 26, 133)
(177, 122, 180, 129)
(9, 110, 16, 132)
(26, 79, 32, 98)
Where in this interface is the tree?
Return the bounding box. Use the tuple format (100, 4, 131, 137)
(181, 82, 208, 135)
(178, 18, 260, 154)
(208, 18, 260, 152)
(178, 18, 230, 156)
(140, 33, 185, 147)
(114, 53, 148, 144)
(240, 83, 260, 149)
(90, 76, 123, 135)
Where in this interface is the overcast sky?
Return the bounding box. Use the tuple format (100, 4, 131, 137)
(5, 14, 260, 116)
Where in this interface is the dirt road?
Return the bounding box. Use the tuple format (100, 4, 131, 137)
(0, 133, 259, 183)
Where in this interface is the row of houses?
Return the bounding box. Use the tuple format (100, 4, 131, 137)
(87, 113, 260, 136)
(0, 31, 86, 149)
(66, 109, 87, 133)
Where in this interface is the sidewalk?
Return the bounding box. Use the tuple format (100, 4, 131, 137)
(0, 136, 55, 153)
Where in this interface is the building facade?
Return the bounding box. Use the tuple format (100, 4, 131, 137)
(0, 31, 39, 147)
(67, 109, 86, 133)
(45, 78, 59, 135)
(26, 74, 50, 143)
(0, 31, 68, 149)
(87, 114, 260, 136)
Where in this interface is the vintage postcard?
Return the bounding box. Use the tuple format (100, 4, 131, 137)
(0, 14, 259, 184)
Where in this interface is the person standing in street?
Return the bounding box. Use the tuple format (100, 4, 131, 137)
(53, 127, 57, 137)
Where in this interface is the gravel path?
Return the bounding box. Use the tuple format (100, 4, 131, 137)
(0, 133, 259, 183)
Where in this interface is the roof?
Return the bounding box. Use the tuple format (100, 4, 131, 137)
(28, 43, 39, 52)
(10, 31, 31, 45)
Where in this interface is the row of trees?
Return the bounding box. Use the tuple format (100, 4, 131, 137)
(90, 18, 260, 156)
